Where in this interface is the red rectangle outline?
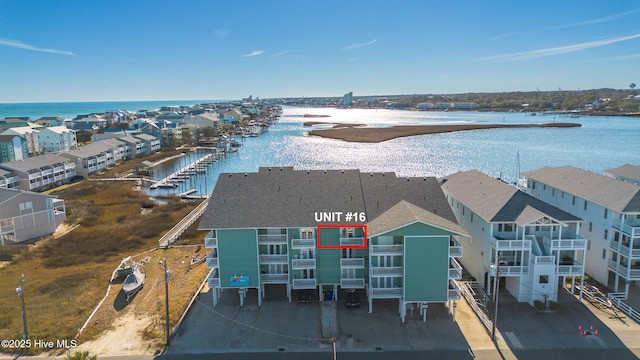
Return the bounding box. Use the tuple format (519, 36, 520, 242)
(317, 224, 368, 249)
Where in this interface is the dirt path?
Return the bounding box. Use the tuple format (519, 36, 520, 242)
(74, 313, 155, 356)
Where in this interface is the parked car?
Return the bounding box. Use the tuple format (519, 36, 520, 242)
(345, 290, 360, 309)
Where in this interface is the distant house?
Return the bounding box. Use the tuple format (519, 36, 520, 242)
(0, 154, 76, 191)
(221, 109, 242, 123)
(2, 127, 41, 155)
(184, 112, 221, 128)
(604, 164, 640, 186)
(133, 133, 161, 153)
(0, 168, 20, 189)
(0, 187, 66, 245)
(38, 126, 77, 153)
(71, 115, 107, 132)
(35, 117, 65, 128)
(116, 135, 149, 158)
(59, 140, 127, 177)
(0, 135, 28, 163)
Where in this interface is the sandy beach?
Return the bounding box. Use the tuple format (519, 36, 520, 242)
(307, 122, 581, 143)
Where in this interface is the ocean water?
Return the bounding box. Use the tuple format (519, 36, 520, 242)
(0, 100, 220, 120)
(148, 106, 640, 197)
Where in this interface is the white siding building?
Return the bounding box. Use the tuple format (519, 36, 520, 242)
(38, 126, 77, 153)
(519, 166, 640, 298)
(0, 187, 66, 244)
(441, 170, 586, 305)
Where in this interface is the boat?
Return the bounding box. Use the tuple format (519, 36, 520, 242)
(190, 254, 206, 267)
(122, 264, 146, 301)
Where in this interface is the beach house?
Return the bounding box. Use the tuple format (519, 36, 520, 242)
(199, 167, 467, 322)
(440, 170, 586, 306)
(37, 126, 77, 153)
(0, 187, 66, 245)
(0, 134, 28, 163)
(519, 166, 640, 299)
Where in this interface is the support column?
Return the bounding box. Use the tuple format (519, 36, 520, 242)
(239, 288, 245, 307)
(287, 284, 291, 303)
(334, 285, 338, 302)
(615, 273, 620, 292)
(452, 301, 457, 322)
(422, 303, 428, 322)
(212, 288, 218, 307)
(258, 287, 262, 306)
(579, 276, 584, 301)
(368, 296, 373, 314)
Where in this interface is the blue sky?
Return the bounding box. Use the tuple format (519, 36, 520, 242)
(1, 0, 639, 102)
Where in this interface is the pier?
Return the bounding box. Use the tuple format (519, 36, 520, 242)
(150, 153, 216, 189)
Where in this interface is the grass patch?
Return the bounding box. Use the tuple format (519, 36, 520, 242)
(0, 158, 206, 354)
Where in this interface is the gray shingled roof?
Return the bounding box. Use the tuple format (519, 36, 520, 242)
(199, 167, 460, 230)
(0, 154, 72, 172)
(604, 164, 640, 183)
(441, 170, 581, 223)
(522, 166, 640, 213)
(368, 200, 467, 237)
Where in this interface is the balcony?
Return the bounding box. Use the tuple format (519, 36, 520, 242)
(341, 278, 365, 289)
(450, 238, 463, 258)
(206, 250, 218, 268)
(370, 244, 403, 256)
(291, 238, 315, 249)
(208, 274, 220, 288)
(0, 224, 14, 234)
(449, 258, 462, 280)
(490, 264, 529, 276)
(608, 261, 640, 280)
(259, 254, 288, 264)
(370, 266, 403, 277)
(548, 237, 586, 250)
(340, 257, 365, 269)
(258, 234, 288, 245)
(340, 237, 365, 247)
(448, 280, 461, 300)
(292, 278, 317, 289)
(610, 240, 640, 258)
(260, 273, 288, 283)
(292, 258, 316, 270)
(557, 264, 584, 275)
(491, 237, 532, 251)
(533, 255, 556, 265)
(612, 219, 640, 237)
(370, 287, 403, 298)
(204, 231, 217, 248)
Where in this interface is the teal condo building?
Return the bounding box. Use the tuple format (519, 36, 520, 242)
(199, 167, 467, 322)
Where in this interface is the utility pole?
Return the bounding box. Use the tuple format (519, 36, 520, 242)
(161, 258, 170, 346)
(491, 253, 500, 343)
(16, 273, 28, 340)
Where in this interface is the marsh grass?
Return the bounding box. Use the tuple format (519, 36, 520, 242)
(0, 174, 205, 354)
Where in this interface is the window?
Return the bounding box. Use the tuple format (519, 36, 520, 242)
(587, 240, 591, 251)
(532, 181, 536, 190)
(604, 229, 608, 240)
(504, 223, 513, 232)
(572, 196, 576, 205)
(602, 249, 607, 259)
(561, 191, 564, 198)
(539, 275, 549, 284)
(589, 222, 593, 232)
(471, 213, 474, 223)
(462, 207, 465, 216)
(604, 209, 608, 219)
(584, 200, 588, 211)
(552, 189, 555, 196)
(543, 184, 546, 190)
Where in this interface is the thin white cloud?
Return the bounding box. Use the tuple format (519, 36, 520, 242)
(242, 50, 265, 57)
(215, 28, 230, 39)
(344, 39, 377, 50)
(271, 50, 290, 57)
(484, 33, 640, 62)
(489, 8, 640, 41)
(0, 38, 76, 56)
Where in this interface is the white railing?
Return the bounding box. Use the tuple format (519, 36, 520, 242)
(448, 281, 461, 300)
(0, 224, 14, 234)
(491, 265, 529, 276)
(291, 238, 315, 248)
(610, 241, 640, 258)
(533, 255, 555, 264)
(260, 273, 288, 283)
(608, 296, 640, 324)
(340, 237, 365, 247)
(208, 276, 220, 287)
(292, 278, 317, 289)
(371, 287, 403, 297)
(340, 257, 365, 268)
(259, 254, 288, 264)
(491, 237, 532, 251)
(631, 269, 640, 279)
(370, 244, 403, 255)
(292, 258, 316, 269)
(370, 267, 403, 276)
(341, 278, 365, 288)
(206, 252, 218, 268)
(549, 237, 586, 250)
(449, 258, 462, 280)
(205, 232, 217, 248)
(450, 238, 463, 258)
(612, 219, 640, 237)
(556, 264, 583, 275)
(258, 234, 288, 244)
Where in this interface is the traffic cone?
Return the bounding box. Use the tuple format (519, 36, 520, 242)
(589, 325, 593, 333)
(594, 329, 598, 336)
(582, 331, 587, 337)
(577, 325, 582, 332)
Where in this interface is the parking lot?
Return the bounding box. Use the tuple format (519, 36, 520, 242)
(166, 284, 640, 359)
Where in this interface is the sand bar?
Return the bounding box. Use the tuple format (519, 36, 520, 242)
(307, 122, 581, 143)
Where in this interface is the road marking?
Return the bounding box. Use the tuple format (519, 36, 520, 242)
(504, 331, 523, 348)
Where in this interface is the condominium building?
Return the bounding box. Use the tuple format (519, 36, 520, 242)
(519, 166, 640, 298)
(441, 170, 586, 305)
(199, 167, 467, 322)
(37, 126, 77, 153)
(0, 154, 77, 192)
